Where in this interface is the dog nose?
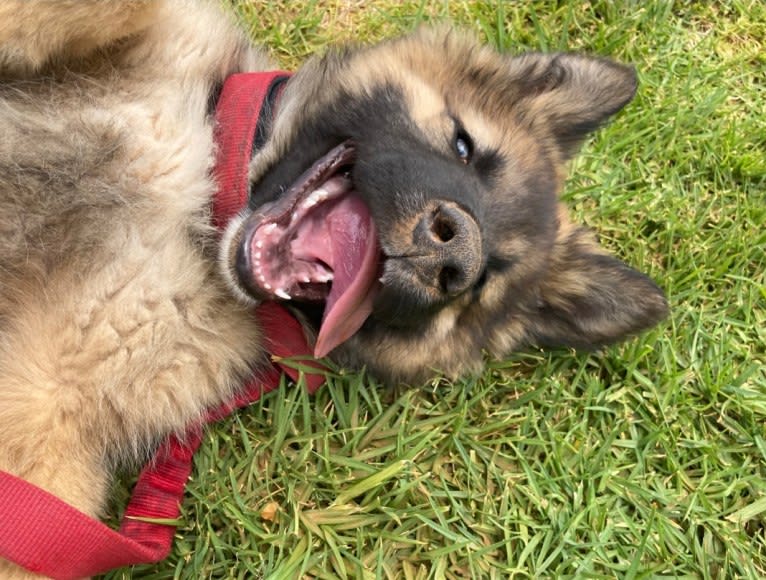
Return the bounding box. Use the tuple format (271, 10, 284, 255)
(413, 202, 483, 296)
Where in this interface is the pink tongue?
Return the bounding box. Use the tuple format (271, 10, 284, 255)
(313, 194, 380, 358)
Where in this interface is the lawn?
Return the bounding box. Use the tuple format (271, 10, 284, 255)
(105, 1, 765, 578)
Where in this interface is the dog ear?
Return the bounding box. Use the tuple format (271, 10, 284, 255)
(511, 52, 637, 159)
(527, 222, 668, 349)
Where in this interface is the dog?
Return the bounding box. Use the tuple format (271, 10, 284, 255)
(0, 1, 667, 576)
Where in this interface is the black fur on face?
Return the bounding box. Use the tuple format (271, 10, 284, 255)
(233, 29, 668, 383)
(247, 83, 560, 330)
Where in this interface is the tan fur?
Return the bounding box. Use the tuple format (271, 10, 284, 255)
(0, 2, 273, 577)
(0, 4, 667, 577)
(0, 1, 158, 75)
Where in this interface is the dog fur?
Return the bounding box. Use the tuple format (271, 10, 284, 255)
(0, 1, 667, 576)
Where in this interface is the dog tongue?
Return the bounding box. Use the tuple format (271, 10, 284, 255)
(313, 193, 380, 358)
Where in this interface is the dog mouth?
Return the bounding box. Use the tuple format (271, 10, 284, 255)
(237, 141, 381, 358)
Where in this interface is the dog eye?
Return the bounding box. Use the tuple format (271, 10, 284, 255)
(454, 127, 473, 164)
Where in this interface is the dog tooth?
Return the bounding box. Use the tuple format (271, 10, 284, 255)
(255, 240, 263, 249)
(300, 274, 311, 283)
(314, 265, 334, 282)
(254, 251, 261, 260)
(264, 283, 272, 290)
(303, 188, 329, 209)
(263, 223, 277, 234)
(275, 288, 291, 300)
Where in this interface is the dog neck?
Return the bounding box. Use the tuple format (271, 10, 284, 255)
(211, 71, 291, 231)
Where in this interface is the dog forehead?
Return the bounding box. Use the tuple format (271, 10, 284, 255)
(364, 45, 554, 180)
(398, 75, 450, 140)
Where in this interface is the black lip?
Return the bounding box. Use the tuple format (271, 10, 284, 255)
(248, 141, 355, 217)
(234, 217, 264, 298)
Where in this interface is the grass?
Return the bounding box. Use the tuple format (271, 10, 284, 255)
(104, 1, 765, 578)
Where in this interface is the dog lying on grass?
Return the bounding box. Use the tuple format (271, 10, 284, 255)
(0, 1, 667, 576)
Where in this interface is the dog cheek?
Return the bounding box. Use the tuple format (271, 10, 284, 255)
(486, 318, 529, 359)
(329, 311, 476, 384)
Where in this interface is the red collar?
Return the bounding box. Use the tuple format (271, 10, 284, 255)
(0, 72, 326, 579)
(211, 71, 291, 229)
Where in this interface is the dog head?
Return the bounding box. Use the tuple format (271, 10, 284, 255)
(220, 28, 668, 383)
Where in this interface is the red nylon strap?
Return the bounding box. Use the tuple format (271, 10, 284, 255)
(212, 71, 289, 230)
(0, 71, 320, 580)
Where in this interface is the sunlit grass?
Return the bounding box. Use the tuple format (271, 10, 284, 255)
(106, 1, 765, 578)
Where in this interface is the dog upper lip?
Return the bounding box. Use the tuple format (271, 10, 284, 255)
(252, 142, 356, 227)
